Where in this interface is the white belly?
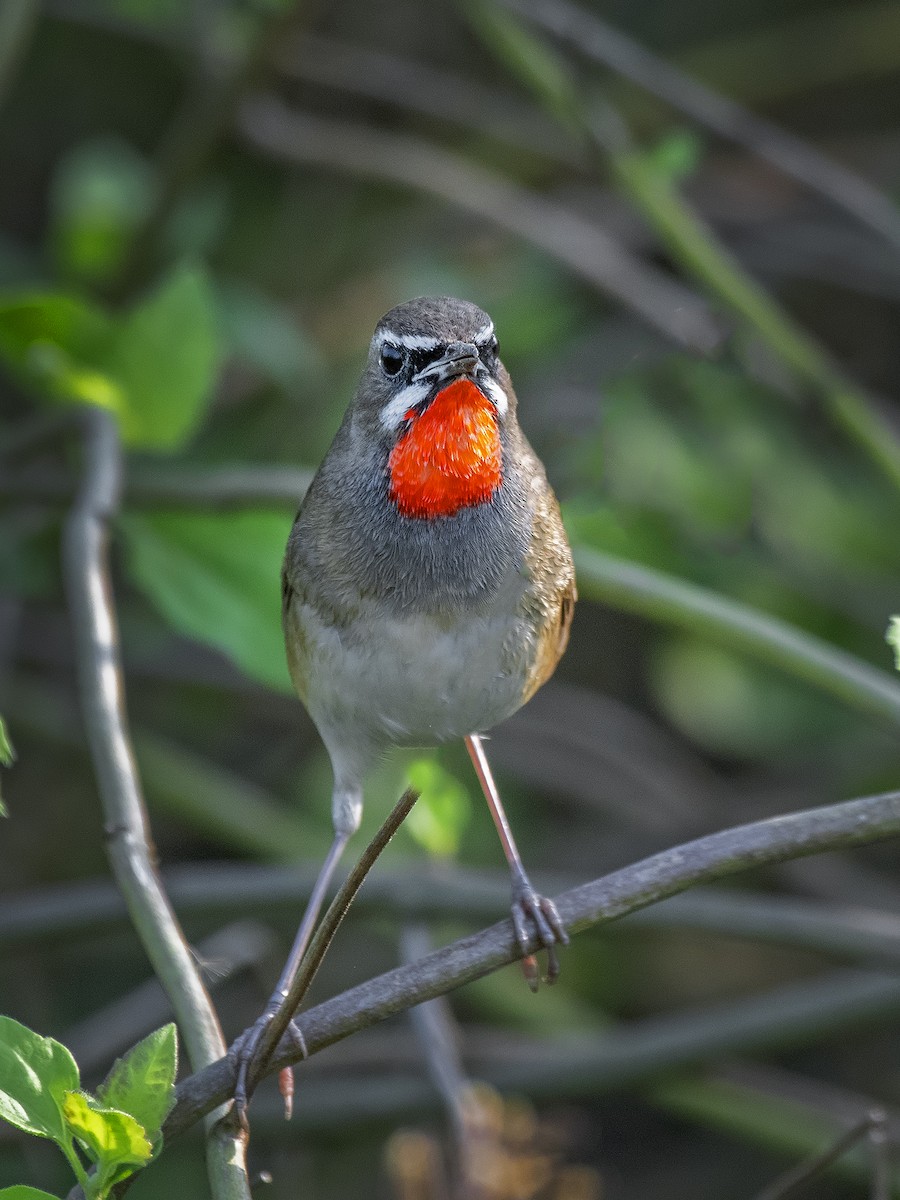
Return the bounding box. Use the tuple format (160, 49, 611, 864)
(287, 596, 533, 755)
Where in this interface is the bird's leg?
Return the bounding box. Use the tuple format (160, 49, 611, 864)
(232, 829, 351, 1120)
(464, 733, 568, 990)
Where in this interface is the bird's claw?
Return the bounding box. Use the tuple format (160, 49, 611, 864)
(510, 878, 568, 990)
(230, 1012, 308, 1126)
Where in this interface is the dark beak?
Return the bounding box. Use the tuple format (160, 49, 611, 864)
(414, 341, 479, 383)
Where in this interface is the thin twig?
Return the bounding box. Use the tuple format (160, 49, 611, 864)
(61, 406, 250, 1200)
(503, 0, 900, 252)
(165, 787, 900, 1136)
(751, 1113, 882, 1200)
(236, 93, 724, 356)
(251, 787, 420, 1075)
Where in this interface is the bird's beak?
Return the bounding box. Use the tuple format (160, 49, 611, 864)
(414, 341, 479, 385)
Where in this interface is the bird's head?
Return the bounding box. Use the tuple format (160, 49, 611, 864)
(353, 297, 514, 519)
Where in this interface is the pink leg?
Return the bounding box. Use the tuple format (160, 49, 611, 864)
(465, 733, 568, 989)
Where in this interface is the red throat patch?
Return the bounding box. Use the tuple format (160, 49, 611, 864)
(388, 377, 502, 519)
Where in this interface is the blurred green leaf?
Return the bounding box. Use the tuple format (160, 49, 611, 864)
(119, 510, 292, 692)
(404, 758, 472, 858)
(49, 138, 156, 286)
(0, 1017, 79, 1145)
(643, 129, 704, 183)
(104, 264, 222, 449)
(0, 292, 119, 411)
(216, 281, 324, 389)
(96, 1025, 176, 1151)
(0, 265, 221, 448)
(888, 617, 900, 670)
(0, 714, 14, 816)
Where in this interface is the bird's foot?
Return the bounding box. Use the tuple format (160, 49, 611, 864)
(230, 1009, 308, 1127)
(509, 871, 568, 992)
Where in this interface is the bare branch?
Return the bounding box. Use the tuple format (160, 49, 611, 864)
(236, 93, 724, 356)
(503, 0, 900, 252)
(62, 406, 249, 1199)
(164, 787, 900, 1139)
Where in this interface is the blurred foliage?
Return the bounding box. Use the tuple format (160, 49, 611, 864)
(2, 0, 900, 1197)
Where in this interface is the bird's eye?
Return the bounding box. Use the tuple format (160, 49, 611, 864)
(489, 335, 499, 358)
(380, 345, 404, 376)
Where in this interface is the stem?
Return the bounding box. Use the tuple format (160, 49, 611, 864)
(252, 788, 420, 1071)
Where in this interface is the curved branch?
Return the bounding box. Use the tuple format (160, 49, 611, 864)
(165, 787, 900, 1139)
(62, 407, 249, 1198)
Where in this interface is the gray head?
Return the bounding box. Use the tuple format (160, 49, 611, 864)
(350, 296, 515, 445)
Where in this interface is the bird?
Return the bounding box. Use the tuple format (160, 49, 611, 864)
(234, 295, 576, 1114)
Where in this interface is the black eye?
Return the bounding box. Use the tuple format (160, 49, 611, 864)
(489, 335, 499, 358)
(380, 345, 404, 376)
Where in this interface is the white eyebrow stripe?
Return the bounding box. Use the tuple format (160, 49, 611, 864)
(473, 320, 495, 344)
(479, 372, 508, 418)
(379, 380, 431, 431)
(375, 329, 442, 351)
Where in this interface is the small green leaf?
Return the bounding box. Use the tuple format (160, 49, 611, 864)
(405, 759, 472, 859)
(0, 293, 118, 413)
(0, 1187, 64, 1199)
(104, 264, 221, 449)
(0, 1017, 80, 1145)
(887, 617, 900, 670)
(97, 1025, 177, 1148)
(62, 1092, 152, 1172)
(119, 510, 292, 691)
(0, 715, 14, 817)
(643, 130, 704, 183)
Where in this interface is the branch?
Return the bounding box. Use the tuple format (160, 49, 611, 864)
(503, 0, 900, 252)
(164, 787, 900, 1139)
(0, 0, 39, 112)
(61, 407, 250, 1199)
(573, 546, 900, 727)
(235, 94, 724, 356)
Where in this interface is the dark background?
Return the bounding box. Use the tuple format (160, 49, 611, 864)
(3, 0, 900, 1196)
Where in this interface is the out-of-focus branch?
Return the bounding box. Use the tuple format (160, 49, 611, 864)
(61, 406, 250, 1200)
(11, 868, 900, 975)
(0, 0, 39, 111)
(503, 0, 900, 252)
(236, 94, 724, 356)
(574, 545, 900, 727)
(0, 462, 313, 508)
(165, 787, 900, 1137)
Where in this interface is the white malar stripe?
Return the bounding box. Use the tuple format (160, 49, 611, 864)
(379, 381, 431, 431)
(375, 329, 442, 352)
(479, 373, 508, 418)
(473, 320, 495, 345)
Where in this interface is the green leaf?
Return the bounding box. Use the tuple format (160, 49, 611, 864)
(888, 617, 900, 670)
(0, 715, 14, 817)
(0, 293, 120, 412)
(119, 510, 293, 692)
(0, 1188, 64, 1199)
(0, 1017, 80, 1145)
(62, 1092, 152, 1173)
(97, 1025, 176, 1148)
(405, 758, 472, 858)
(49, 138, 155, 286)
(104, 264, 221, 449)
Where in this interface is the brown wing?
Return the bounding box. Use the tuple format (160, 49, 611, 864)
(520, 469, 577, 703)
